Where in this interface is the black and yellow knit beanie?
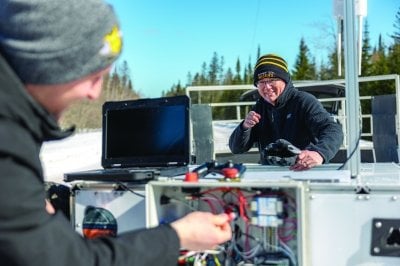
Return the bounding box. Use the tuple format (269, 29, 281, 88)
(253, 54, 290, 86)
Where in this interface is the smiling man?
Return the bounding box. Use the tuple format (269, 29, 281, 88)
(229, 54, 343, 170)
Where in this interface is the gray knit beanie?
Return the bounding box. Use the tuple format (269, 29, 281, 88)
(0, 0, 122, 85)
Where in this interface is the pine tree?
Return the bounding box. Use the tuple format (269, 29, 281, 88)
(186, 72, 193, 87)
(208, 52, 220, 85)
(388, 6, 400, 75)
(371, 35, 389, 76)
(323, 48, 343, 80)
(358, 21, 375, 127)
(234, 58, 242, 84)
(218, 55, 225, 85)
(388, 43, 400, 75)
(223, 68, 234, 85)
(318, 59, 332, 80)
(200, 62, 208, 85)
(390, 6, 400, 44)
(162, 80, 186, 97)
(218, 66, 243, 120)
(291, 38, 317, 80)
(244, 57, 253, 84)
(360, 20, 373, 77)
(370, 35, 394, 96)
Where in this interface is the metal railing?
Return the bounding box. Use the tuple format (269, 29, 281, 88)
(186, 74, 400, 158)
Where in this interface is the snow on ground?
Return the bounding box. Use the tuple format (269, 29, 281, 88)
(40, 130, 102, 184)
(40, 123, 239, 184)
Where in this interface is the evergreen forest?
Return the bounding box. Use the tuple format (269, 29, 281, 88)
(61, 7, 400, 130)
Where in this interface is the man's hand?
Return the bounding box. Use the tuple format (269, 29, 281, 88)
(170, 211, 232, 251)
(242, 111, 261, 129)
(290, 150, 323, 171)
(45, 199, 55, 215)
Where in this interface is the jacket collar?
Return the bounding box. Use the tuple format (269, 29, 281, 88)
(0, 53, 74, 142)
(274, 80, 295, 108)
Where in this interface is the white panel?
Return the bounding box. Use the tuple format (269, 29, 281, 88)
(74, 189, 146, 236)
(356, 0, 367, 16)
(333, 0, 344, 18)
(308, 191, 400, 266)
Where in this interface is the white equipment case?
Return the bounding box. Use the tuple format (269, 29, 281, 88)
(70, 182, 146, 238)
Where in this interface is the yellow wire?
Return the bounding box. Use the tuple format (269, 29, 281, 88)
(213, 255, 221, 266)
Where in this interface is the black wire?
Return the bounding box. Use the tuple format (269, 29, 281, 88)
(337, 130, 362, 170)
(116, 182, 145, 198)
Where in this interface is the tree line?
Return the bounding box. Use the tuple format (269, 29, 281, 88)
(62, 6, 400, 129)
(164, 7, 400, 120)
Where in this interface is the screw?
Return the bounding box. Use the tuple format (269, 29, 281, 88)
(375, 221, 382, 228)
(373, 247, 380, 253)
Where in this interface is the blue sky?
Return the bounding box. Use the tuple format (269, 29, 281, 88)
(107, 0, 399, 98)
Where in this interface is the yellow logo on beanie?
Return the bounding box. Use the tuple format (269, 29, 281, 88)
(258, 71, 276, 80)
(100, 26, 122, 57)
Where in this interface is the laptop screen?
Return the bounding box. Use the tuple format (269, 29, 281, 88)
(102, 95, 190, 168)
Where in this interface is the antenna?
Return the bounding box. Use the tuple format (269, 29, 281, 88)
(355, 0, 367, 76)
(333, 0, 367, 76)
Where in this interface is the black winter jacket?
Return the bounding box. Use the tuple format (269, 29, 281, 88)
(229, 81, 343, 164)
(0, 54, 180, 266)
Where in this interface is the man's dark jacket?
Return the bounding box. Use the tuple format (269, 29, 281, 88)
(0, 54, 180, 266)
(229, 81, 344, 164)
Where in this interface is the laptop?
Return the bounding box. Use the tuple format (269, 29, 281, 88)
(64, 95, 191, 183)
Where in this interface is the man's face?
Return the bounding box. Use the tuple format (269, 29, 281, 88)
(26, 67, 110, 120)
(256, 78, 286, 104)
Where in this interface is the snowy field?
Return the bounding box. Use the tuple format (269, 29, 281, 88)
(40, 123, 239, 184)
(40, 130, 103, 184)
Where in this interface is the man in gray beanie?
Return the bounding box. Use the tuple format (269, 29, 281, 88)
(0, 1, 231, 266)
(229, 54, 343, 170)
